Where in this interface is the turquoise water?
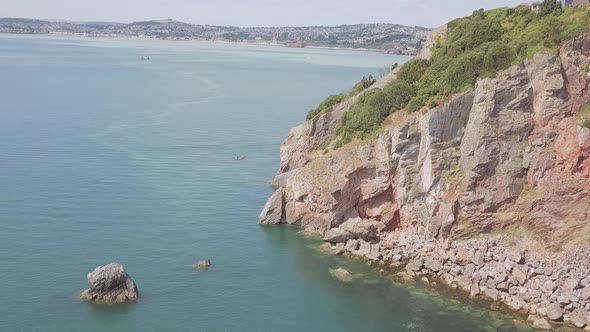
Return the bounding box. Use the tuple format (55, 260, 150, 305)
(0, 35, 524, 332)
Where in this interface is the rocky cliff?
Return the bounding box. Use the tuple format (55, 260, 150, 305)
(260, 30, 590, 329)
(261, 32, 590, 246)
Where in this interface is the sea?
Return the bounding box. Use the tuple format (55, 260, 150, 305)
(0, 34, 527, 331)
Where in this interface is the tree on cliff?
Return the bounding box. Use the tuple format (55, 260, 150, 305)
(351, 75, 377, 96)
(539, 0, 562, 16)
(472, 8, 485, 19)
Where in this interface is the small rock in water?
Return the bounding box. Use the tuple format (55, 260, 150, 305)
(80, 263, 139, 304)
(395, 272, 416, 283)
(196, 260, 211, 269)
(330, 267, 353, 282)
(317, 243, 345, 255)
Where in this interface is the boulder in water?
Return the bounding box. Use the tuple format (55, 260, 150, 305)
(330, 267, 353, 282)
(196, 260, 211, 269)
(80, 263, 139, 304)
(532, 318, 552, 330)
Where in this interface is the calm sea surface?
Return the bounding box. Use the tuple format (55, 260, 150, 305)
(0, 35, 525, 331)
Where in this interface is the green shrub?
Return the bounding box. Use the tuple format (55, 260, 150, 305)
(328, 5, 590, 146)
(306, 94, 347, 120)
(580, 103, 590, 128)
(351, 75, 377, 96)
(305, 75, 378, 120)
(539, 0, 562, 17)
(396, 58, 431, 83)
(337, 103, 383, 144)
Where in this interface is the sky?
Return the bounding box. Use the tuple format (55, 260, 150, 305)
(2, 0, 527, 28)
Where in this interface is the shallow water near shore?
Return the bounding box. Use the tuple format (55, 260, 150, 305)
(0, 34, 530, 331)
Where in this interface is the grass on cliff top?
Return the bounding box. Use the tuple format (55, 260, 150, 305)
(331, 3, 590, 147)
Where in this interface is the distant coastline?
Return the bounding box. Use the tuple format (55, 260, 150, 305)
(0, 32, 420, 58)
(0, 17, 429, 55)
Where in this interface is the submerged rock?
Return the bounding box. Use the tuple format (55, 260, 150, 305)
(532, 318, 552, 330)
(196, 260, 211, 269)
(317, 243, 345, 255)
(330, 267, 353, 282)
(80, 263, 138, 304)
(395, 271, 416, 283)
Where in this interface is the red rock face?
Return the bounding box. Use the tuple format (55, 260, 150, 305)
(516, 36, 590, 242)
(554, 35, 590, 180)
(555, 120, 590, 177)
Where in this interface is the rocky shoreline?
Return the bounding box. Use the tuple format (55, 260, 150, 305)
(317, 229, 590, 331)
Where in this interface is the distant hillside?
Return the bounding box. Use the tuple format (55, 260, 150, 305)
(0, 17, 429, 54)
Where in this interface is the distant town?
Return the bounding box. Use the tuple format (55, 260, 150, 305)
(0, 18, 429, 55)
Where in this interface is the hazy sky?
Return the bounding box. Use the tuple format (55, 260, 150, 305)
(2, 0, 526, 28)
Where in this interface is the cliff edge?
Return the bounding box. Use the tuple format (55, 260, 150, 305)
(260, 19, 590, 329)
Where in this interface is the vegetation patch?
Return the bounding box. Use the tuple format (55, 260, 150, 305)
(330, 2, 590, 147)
(306, 94, 347, 120)
(579, 103, 590, 129)
(442, 166, 465, 187)
(306, 75, 376, 120)
(350, 75, 377, 96)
